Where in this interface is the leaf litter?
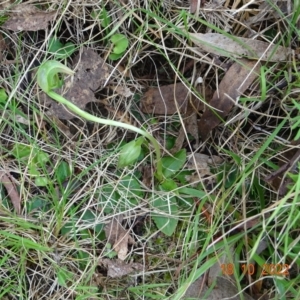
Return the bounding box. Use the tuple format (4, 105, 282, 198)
(264, 139, 300, 196)
(0, 170, 21, 214)
(0, 33, 6, 62)
(140, 82, 203, 115)
(190, 32, 292, 61)
(140, 82, 212, 150)
(104, 215, 135, 261)
(2, 3, 56, 32)
(183, 231, 268, 299)
(184, 272, 255, 300)
(102, 215, 143, 278)
(101, 259, 143, 278)
(198, 58, 261, 140)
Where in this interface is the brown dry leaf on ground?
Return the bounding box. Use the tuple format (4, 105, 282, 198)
(184, 275, 255, 300)
(186, 153, 223, 170)
(101, 258, 143, 278)
(0, 171, 21, 214)
(172, 102, 203, 152)
(2, 3, 56, 31)
(245, 1, 289, 26)
(198, 59, 260, 140)
(104, 215, 135, 261)
(185, 153, 223, 186)
(190, 32, 292, 61)
(184, 105, 200, 145)
(41, 47, 110, 120)
(190, 0, 203, 13)
(0, 33, 6, 62)
(264, 139, 300, 196)
(184, 247, 254, 300)
(140, 82, 210, 150)
(108, 85, 133, 98)
(140, 82, 203, 115)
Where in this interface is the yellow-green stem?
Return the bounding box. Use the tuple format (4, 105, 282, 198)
(49, 90, 163, 180)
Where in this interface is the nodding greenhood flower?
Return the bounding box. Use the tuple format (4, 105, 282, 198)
(37, 60, 163, 181)
(37, 60, 74, 93)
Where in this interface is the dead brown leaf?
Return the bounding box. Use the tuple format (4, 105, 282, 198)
(190, 32, 292, 61)
(184, 153, 223, 186)
(108, 85, 133, 98)
(185, 102, 201, 147)
(101, 258, 143, 278)
(190, 0, 203, 13)
(245, 1, 289, 26)
(2, 3, 56, 31)
(264, 139, 300, 196)
(0, 1, 13, 10)
(104, 215, 135, 261)
(184, 275, 255, 300)
(0, 33, 6, 62)
(171, 103, 200, 153)
(42, 47, 110, 120)
(140, 82, 202, 115)
(0, 171, 21, 214)
(141, 165, 153, 189)
(186, 153, 223, 170)
(198, 59, 260, 140)
(141, 82, 209, 151)
(172, 127, 186, 154)
(184, 247, 254, 299)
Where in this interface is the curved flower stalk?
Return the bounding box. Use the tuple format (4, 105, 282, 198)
(37, 60, 163, 181)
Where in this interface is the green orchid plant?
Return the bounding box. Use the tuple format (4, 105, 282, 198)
(37, 60, 163, 181)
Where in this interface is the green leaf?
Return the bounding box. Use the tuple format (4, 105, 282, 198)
(55, 161, 71, 184)
(177, 187, 206, 198)
(118, 174, 144, 197)
(91, 8, 111, 27)
(100, 8, 111, 27)
(58, 42, 75, 58)
(75, 249, 90, 270)
(81, 210, 97, 224)
(48, 37, 75, 59)
(11, 144, 34, 159)
(57, 267, 73, 287)
(109, 52, 124, 61)
(110, 34, 129, 54)
(0, 230, 51, 251)
(35, 177, 49, 187)
(99, 184, 120, 214)
(152, 195, 178, 236)
(28, 164, 40, 176)
(118, 137, 145, 168)
(104, 243, 118, 258)
(220, 148, 241, 164)
(27, 197, 50, 213)
(0, 88, 8, 103)
(162, 149, 186, 178)
(165, 135, 176, 150)
(61, 214, 78, 236)
(48, 37, 63, 52)
(78, 210, 104, 235)
(35, 150, 50, 165)
(175, 170, 194, 184)
(160, 179, 177, 191)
